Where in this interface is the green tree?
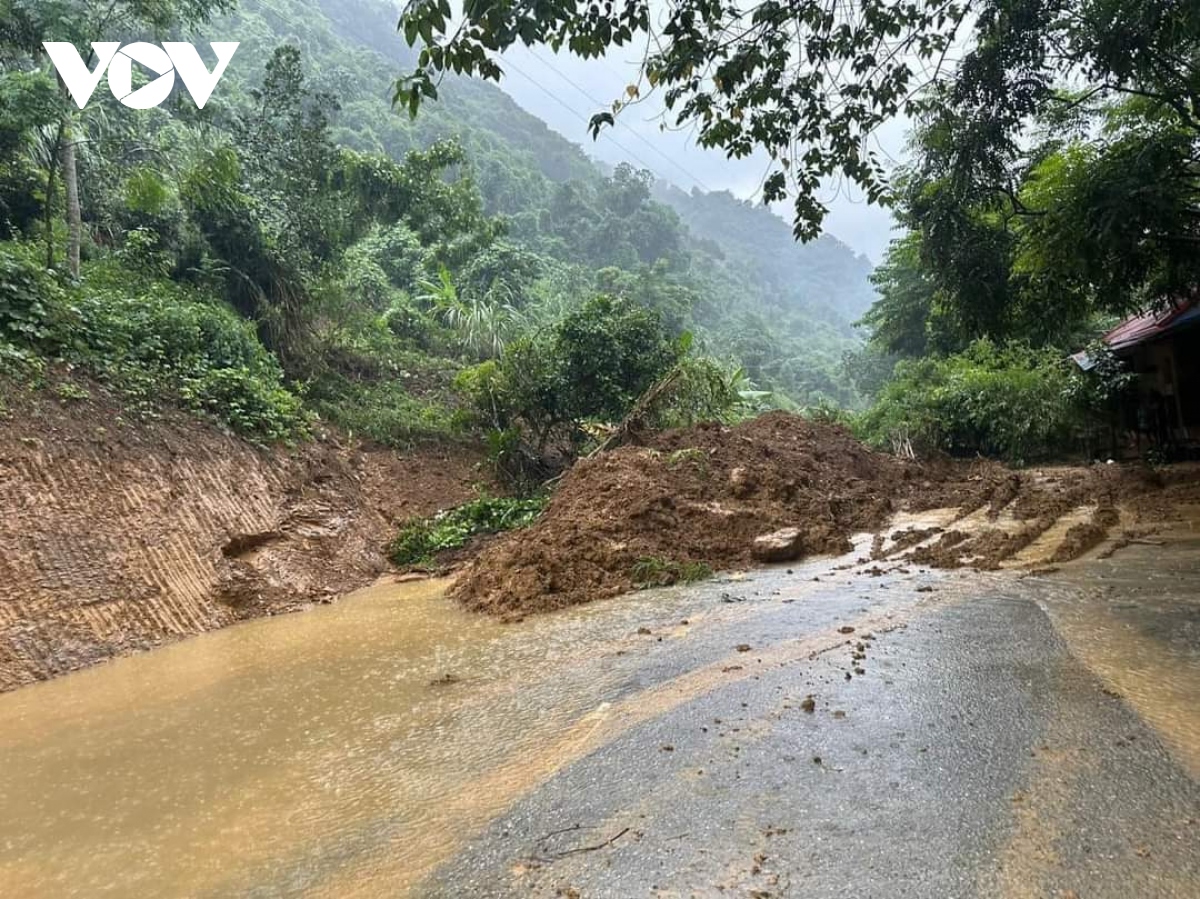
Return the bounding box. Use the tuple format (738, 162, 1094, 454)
(399, 0, 1200, 255)
(458, 294, 681, 451)
(860, 233, 938, 358)
(552, 294, 680, 423)
(1, 0, 236, 276)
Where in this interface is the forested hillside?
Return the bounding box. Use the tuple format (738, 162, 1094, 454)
(207, 0, 876, 405)
(1, 0, 882, 483)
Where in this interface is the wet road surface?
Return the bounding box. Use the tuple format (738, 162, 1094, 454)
(0, 530, 1197, 897)
(422, 539, 1200, 898)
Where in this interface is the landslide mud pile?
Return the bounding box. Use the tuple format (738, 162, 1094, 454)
(452, 413, 1188, 618)
(450, 413, 1006, 617)
(900, 464, 1179, 570)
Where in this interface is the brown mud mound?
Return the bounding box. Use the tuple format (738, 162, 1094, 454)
(0, 377, 489, 690)
(1050, 507, 1122, 563)
(452, 414, 1192, 618)
(451, 413, 1008, 618)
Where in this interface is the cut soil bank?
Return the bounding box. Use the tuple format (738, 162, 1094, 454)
(5, 387, 1192, 690)
(450, 413, 1194, 618)
(0, 379, 490, 690)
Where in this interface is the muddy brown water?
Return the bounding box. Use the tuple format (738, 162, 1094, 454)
(0, 562, 886, 898)
(1, 524, 1198, 897)
(1036, 527, 1200, 779)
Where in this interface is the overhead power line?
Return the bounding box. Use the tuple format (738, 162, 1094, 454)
(497, 51, 710, 194)
(496, 53, 666, 177)
(524, 49, 713, 193)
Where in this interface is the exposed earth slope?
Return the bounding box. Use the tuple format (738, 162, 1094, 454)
(0, 379, 487, 690)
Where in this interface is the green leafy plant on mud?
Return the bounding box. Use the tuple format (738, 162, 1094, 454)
(388, 495, 548, 566)
(630, 556, 714, 589)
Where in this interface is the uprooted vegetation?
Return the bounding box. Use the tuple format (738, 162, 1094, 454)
(448, 412, 1193, 619)
(387, 495, 548, 567)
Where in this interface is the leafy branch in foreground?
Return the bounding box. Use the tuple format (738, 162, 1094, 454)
(397, 0, 967, 239)
(398, 0, 1200, 245)
(388, 495, 548, 566)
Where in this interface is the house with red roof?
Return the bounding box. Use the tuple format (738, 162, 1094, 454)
(1073, 297, 1200, 452)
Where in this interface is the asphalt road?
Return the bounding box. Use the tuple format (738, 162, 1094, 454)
(421, 546, 1200, 898)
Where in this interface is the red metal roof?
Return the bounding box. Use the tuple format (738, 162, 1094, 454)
(1103, 298, 1200, 353)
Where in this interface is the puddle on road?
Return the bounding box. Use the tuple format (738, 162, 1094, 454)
(1036, 531, 1200, 779)
(0, 548, 917, 898)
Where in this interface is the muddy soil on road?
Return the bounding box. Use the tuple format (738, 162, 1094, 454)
(452, 412, 1197, 617)
(3, 518, 1197, 898)
(5, 392, 1195, 690)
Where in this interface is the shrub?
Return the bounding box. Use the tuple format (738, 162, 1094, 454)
(552, 294, 680, 422)
(456, 294, 680, 450)
(0, 246, 307, 441)
(311, 378, 456, 446)
(642, 354, 768, 429)
(630, 556, 714, 588)
(859, 339, 1078, 463)
(388, 495, 548, 566)
(0, 242, 57, 343)
(179, 368, 304, 442)
(0, 340, 44, 381)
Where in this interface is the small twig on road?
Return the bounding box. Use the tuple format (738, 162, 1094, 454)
(529, 826, 632, 863)
(537, 823, 583, 842)
(553, 827, 631, 857)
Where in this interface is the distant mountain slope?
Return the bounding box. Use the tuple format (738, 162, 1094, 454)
(655, 185, 878, 322)
(202, 0, 877, 404)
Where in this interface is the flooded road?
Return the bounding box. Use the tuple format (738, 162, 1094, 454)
(1, 528, 1198, 897)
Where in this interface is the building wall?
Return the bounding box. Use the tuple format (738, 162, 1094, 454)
(1125, 328, 1200, 443)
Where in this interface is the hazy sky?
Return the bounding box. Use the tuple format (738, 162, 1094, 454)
(496, 46, 909, 264)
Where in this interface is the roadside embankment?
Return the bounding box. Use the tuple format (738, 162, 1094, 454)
(0, 379, 487, 690)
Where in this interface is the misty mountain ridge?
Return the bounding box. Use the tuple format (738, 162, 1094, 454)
(198, 0, 876, 404)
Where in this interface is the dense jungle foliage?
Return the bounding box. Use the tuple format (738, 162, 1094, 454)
(401, 0, 1200, 464)
(851, 0, 1200, 461)
(0, 0, 877, 470)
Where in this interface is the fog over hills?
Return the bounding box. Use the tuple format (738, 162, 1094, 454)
(493, 45, 904, 264)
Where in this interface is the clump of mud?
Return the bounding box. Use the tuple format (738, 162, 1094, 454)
(1051, 507, 1122, 563)
(450, 413, 1010, 617)
(906, 466, 1172, 570)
